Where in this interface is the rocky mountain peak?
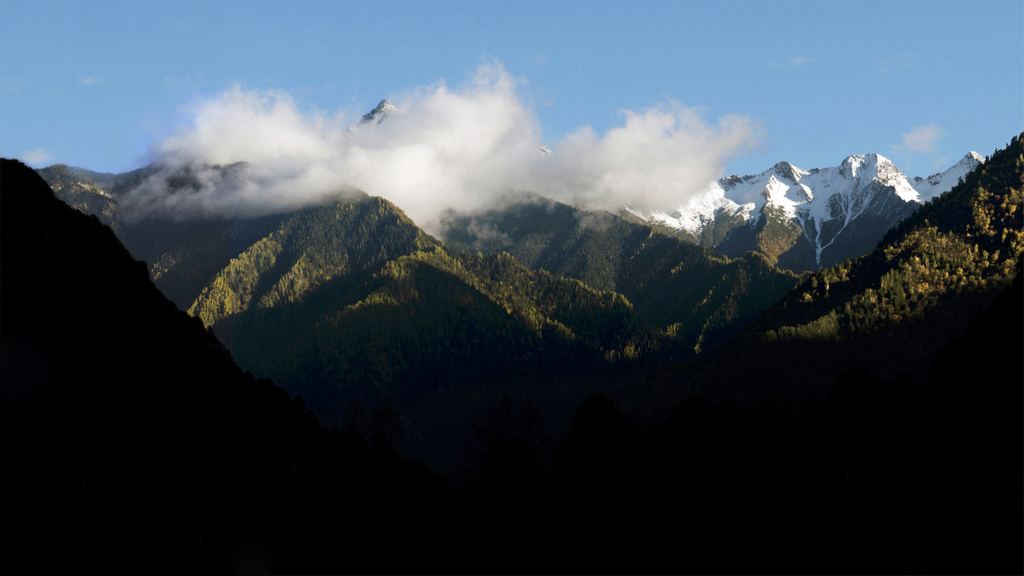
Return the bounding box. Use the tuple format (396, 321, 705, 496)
(839, 154, 870, 179)
(770, 161, 803, 183)
(958, 151, 985, 168)
(361, 99, 397, 124)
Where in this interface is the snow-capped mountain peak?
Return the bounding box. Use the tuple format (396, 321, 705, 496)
(839, 153, 893, 180)
(628, 151, 982, 271)
(958, 150, 985, 167)
(361, 99, 397, 124)
(770, 161, 807, 183)
(346, 99, 398, 135)
(910, 151, 985, 202)
(834, 153, 918, 201)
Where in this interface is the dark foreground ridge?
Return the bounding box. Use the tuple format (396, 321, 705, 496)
(0, 159, 460, 574)
(2, 155, 1021, 574)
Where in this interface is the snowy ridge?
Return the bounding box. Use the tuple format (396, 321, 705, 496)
(626, 182, 753, 237)
(764, 154, 921, 267)
(631, 152, 981, 269)
(361, 99, 397, 124)
(910, 152, 985, 202)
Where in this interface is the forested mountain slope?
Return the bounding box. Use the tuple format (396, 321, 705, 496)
(35, 163, 125, 229)
(193, 198, 683, 415)
(38, 161, 801, 361)
(186, 194, 438, 330)
(441, 195, 802, 354)
(630, 133, 1023, 413)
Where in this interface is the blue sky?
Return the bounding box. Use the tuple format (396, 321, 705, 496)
(2, 0, 1021, 184)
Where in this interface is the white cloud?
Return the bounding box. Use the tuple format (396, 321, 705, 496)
(788, 56, 814, 67)
(532, 104, 761, 213)
(79, 76, 104, 86)
(898, 124, 944, 154)
(21, 148, 54, 166)
(123, 60, 763, 231)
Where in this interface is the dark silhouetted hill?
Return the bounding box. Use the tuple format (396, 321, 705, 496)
(0, 158, 464, 574)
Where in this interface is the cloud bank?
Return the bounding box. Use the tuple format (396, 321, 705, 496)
(122, 61, 762, 232)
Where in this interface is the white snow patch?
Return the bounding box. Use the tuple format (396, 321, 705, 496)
(910, 151, 984, 202)
(629, 150, 981, 269)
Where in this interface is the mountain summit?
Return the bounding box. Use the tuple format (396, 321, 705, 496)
(346, 99, 398, 135)
(361, 99, 397, 124)
(910, 151, 985, 202)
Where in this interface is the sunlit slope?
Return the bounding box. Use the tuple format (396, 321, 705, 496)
(186, 195, 681, 416)
(35, 164, 124, 229)
(187, 195, 437, 327)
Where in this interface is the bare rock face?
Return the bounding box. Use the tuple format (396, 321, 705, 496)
(360, 99, 397, 124)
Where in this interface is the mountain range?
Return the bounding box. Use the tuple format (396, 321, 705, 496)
(4, 127, 1022, 574)
(626, 151, 985, 271)
(38, 98, 980, 277)
(30, 162, 800, 471)
(621, 140, 1021, 419)
(440, 193, 800, 353)
(26, 111, 997, 428)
